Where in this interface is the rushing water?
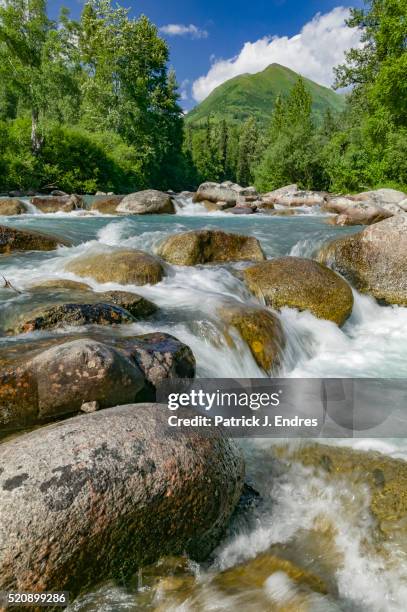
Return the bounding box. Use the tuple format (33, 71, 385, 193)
(1, 199, 407, 611)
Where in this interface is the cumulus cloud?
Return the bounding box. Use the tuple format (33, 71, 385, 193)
(192, 7, 362, 102)
(160, 24, 208, 39)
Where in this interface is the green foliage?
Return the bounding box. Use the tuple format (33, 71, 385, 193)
(236, 117, 259, 186)
(0, 118, 144, 193)
(254, 78, 327, 191)
(0, 0, 187, 192)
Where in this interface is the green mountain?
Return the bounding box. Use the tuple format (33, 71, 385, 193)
(186, 63, 345, 126)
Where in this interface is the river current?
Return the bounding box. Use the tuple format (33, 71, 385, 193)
(1, 197, 407, 611)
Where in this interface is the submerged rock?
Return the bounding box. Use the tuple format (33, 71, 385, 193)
(116, 190, 175, 215)
(11, 302, 136, 334)
(30, 279, 92, 291)
(0, 224, 68, 253)
(100, 291, 157, 318)
(65, 249, 164, 285)
(243, 256, 354, 325)
(278, 443, 407, 546)
(218, 301, 285, 373)
(226, 206, 255, 215)
(31, 194, 85, 213)
(0, 198, 29, 216)
(157, 230, 265, 265)
(0, 333, 195, 432)
(0, 403, 244, 595)
(90, 195, 124, 214)
(318, 215, 407, 305)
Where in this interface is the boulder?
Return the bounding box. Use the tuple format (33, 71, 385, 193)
(226, 206, 255, 215)
(354, 188, 407, 207)
(201, 200, 233, 212)
(274, 191, 326, 207)
(100, 290, 157, 318)
(65, 249, 164, 285)
(194, 182, 256, 205)
(399, 199, 407, 212)
(0, 403, 244, 595)
(317, 215, 407, 305)
(0, 225, 68, 253)
(280, 442, 407, 546)
(116, 190, 175, 215)
(218, 302, 285, 373)
(31, 279, 91, 292)
(31, 194, 85, 213)
(50, 190, 68, 197)
(0, 333, 195, 432)
(323, 197, 392, 225)
(262, 184, 298, 202)
(157, 230, 265, 266)
(0, 198, 29, 216)
(243, 256, 354, 325)
(90, 195, 124, 214)
(11, 302, 136, 334)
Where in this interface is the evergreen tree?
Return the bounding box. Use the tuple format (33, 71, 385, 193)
(236, 117, 259, 186)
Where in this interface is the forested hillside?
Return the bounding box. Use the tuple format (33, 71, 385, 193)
(186, 64, 345, 126)
(0, 0, 405, 194)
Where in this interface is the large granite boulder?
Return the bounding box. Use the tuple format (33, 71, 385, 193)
(0, 225, 68, 253)
(0, 333, 195, 432)
(0, 403, 244, 595)
(354, 188, 406, 207)
(90, 195, 124, 214)
(323, 197, 392, 225)
(194, 182, 257, 205)
(116, 190, 175, 215)
(31, 194, 85, 213)
(65, 249, 164, 285)
(218, 301, 285, 373)
(0, 198, 29, 216)
(157, 230, 265, 266)
(243, 257, 354, 325)
(318, 215, 407, 305)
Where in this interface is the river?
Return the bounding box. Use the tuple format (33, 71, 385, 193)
(1, 197, 407, 611)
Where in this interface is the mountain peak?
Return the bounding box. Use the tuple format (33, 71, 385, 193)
(187, 65, 344, 126)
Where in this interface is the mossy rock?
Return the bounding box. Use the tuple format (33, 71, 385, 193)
(243, 256, 354, 325)
(65, 249, 164, 285)
(214, 552, 328, 595)
(317, 215, 407, 306)
(0, 198, 29, 216)
(157, 230, 265, 266)
(218, 302, 285, 373)
(277, 443, 407, 543)
(0, 225, 69, 253)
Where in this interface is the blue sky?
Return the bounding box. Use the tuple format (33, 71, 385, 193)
(50, 1, 363, 109)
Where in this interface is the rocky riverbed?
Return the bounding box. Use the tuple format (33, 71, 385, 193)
(0, 183, 407, 611)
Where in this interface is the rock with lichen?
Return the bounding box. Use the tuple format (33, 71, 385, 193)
(157, 230, 265, 266)
(243, 256, 354, 326)
(0, 403, 244, 596)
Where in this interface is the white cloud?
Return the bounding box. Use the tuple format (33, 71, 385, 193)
(160, 24, 208, 39)
(192, 7, 362, 102)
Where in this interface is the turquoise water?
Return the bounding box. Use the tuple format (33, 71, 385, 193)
(1, 205, 407, 611)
